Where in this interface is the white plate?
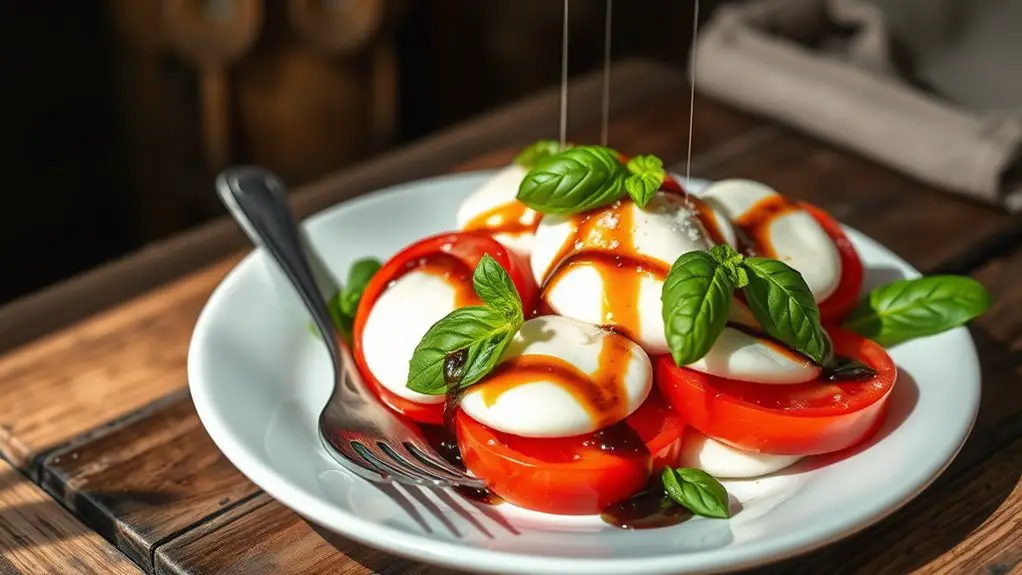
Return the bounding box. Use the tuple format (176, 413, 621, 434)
(188, 172, 981, 575)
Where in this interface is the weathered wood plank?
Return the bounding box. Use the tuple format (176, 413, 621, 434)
(37, 397, 260, 572)
(153, 495, 455, 575)
(0, 459, 141, 574)
(0, 257, 240, 469)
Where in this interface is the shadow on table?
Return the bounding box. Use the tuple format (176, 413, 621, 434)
(0, 470, 101, 552)
(744, 324, 1022, 574)
(310, 521, 473, 574)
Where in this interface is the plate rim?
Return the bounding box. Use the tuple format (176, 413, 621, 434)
(187, 170, 981, 575)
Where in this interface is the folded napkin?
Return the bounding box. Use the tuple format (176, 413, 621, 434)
(693, 0, 1022, 211)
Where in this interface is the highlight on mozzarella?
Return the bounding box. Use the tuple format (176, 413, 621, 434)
(686, 326, 821, 384)
(456, 164, 540, 258)
(459, 315, 653, 438)
(699, 179, 842, 301)
(530, 192, 715, 355)
(360, 270, 465, 405)
(679, 429, 802, 479)
(694, 194, 739, 249)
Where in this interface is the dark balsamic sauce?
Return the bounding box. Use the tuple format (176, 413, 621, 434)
(420, 423, 504, 506)
(454, 484, 505, 505)
(733, 194, 799, 258)
(600, 480, 692, 529)
(822, 355, 877, 382)
(443, 349, 468, 386)
(420, 425, 464, 468)
(580, 421, 647, 457)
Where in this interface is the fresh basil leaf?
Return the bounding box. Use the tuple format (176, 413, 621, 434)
(307, 258, 382, 343)
(742, 258, 829, 364)
(626, 154, 664, 175)
(339, 258, 382, 318)
(844, 275, 991, 347)
(710, 244, 748, 288)
(624, 174, 660, 209)
(517, 145, 627, 215)
(661, 467, 730, 519)
(623, 154, 665, 209)
(662, 251, 735, 366)
(407, 306, 518, 395)
(514, 139, 563, 169)
(472, 254, 523, 323)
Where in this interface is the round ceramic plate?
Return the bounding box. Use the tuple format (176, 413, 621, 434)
(188, 172, 980, 575)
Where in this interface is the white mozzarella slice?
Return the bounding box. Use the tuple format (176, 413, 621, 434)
(686, 327, 821, 384)
(679, 430, 802, 479)
(700, 179, 842, 301)
(728, 297, 759, 328)
(456, 164, 538, 257)
(360, 270, 461, 405)
(459, 315, 653, 438)
(700, 179, 775, 215)
(699, 197, 739, 250)
(530, 193, 713, 354)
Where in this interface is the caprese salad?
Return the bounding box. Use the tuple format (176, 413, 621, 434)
(321, 141, 991, 526)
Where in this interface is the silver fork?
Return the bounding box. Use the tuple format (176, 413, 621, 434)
(216, 166, 486, 490)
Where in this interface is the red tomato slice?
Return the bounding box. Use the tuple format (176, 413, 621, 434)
(352, 232, 538, 424)
(455, 391, 686, 515)
(655, 328, 896, 456)
(801, 202, 864, 325)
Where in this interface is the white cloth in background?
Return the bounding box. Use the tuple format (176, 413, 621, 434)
(694, 0, 1022, 210)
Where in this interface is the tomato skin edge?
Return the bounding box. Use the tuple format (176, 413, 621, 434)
(801, 202, 864, 325)
(454, 393, 686, 515)
(351, 231, 538, 425)
(655, 328, 896, 456)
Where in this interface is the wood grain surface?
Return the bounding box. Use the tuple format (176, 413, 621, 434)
(0, 459, 141, 574)
(0, 257, 240, 470)
(38, 397, 260, 572)
(2, 58, 1022, 575)
(154, 495, 454, 575)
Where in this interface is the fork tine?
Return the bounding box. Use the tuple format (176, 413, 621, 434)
(351, 441, 443, 488)
(378, 442, 481, 487)
(324, 436, 391, 483)
(375, 442, 466, 487)
(403, 441, 487, 489)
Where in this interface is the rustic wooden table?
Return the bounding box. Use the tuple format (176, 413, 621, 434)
(0, 59, 1018, 575)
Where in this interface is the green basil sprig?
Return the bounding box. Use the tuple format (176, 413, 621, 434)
(742, 258, 830, 365)
(661, 245, 748, 367)
(844, 275, 991, 347)
(517, 146, 626, 215)
(513, 140, 564, 169)
(406, 254, 523, 395)
(308, 257, 381, 343)
(663, 244, 829, 366)
(472, 254, 524, 324)
(517, 145, 670, 216)
(624, 155, 666, 209)
(662, 467, 730, 519)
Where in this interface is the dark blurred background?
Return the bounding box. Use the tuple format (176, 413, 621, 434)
(0, 0, 721, 304)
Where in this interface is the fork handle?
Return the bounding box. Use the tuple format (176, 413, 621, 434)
(216, 167, 342, 363)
